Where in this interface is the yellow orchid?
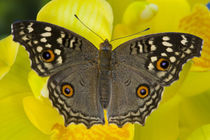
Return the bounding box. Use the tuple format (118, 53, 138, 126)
(0, 0, 210, 140)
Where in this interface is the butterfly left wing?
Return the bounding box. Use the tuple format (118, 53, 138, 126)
(11, 20, 98, 76)
(108, 33, 203, 127)
(48, 62, 104, 128)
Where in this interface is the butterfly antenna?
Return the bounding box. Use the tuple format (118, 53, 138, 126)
(74, 14, 105, 41)
(110, 28, 150, 42)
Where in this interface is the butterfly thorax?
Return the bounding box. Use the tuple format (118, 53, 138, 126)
(98, 39, 112, 108)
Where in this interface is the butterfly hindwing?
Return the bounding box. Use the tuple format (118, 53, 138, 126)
(48, 62, 104, 128)
(108, 33, 202, 126)
(108, 63, 163, 127)
(12, 20, 98, 76)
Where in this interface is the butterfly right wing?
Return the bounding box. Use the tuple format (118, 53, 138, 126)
(48, 62, 104, 128)
(12, 20, 98, 76)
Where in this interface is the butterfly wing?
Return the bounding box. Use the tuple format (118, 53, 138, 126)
(12, 21, 103, 128)
(108, 33, 203, 127)
(12, 20, 98, 76)
(48, 63, 104, 128)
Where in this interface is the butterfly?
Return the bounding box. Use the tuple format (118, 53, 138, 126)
(11, 20, 203, 128)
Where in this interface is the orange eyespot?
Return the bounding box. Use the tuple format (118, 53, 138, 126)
(41, 49, 55, 62)
(136, 85, 149, 98)
(156, 58, 170, 71)
(62, 84, 74, 97)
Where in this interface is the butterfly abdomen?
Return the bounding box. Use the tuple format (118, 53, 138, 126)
(98, 40, 112, 108)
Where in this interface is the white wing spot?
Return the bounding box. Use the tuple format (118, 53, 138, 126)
(151, 56, 157, 62)
(33, 40, 38, 44)
(27, 27, 33, 33)
(161, 53, 167, 56)
(46, 44, 52, 48)
(190, 45, 194, 49)
(185, 49, 191, 54)
(27, 23, 34, 33)
(175, 52, 179, 55)
(57, 56, 63, 64)
(22, 36, 28, 41)
(54, 49, 61, 55)
(164, 74, 173, 82)
(157, 71, 166, 77)
(44, 63, 53, 69)
(37, 65, 45, 72)
(36, 46, 43, 52)
(181, 53, 185, 58)
(163, 36, 170, 41)
(169, 56, 176, 63)
(171, 68, 176, 74)
(151, 45, 156, 51)
(138, 42, 143, 53)
(61, 33, 65, 38)
(149, 40, 153, 45)
(19, 31, 24, 35)
(166, 48, 173, 52)
(162, 41, 173, 47)
(69, 37, 76, 48)
(181, 35, 188, 45)
(45, 27, 52, 31)
(28, 41, 32, 46)
(57, 38, 63, 44)
(40, 38, 47, 43)
(41, 32, 52, 37)
(148, 63, 154, 70)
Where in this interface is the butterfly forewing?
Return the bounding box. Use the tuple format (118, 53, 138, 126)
(112, 33, 203, 86)
(12, 20, 98, 76)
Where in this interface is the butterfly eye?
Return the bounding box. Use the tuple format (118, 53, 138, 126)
(62, 84, 74, 97)
(136, 85, 149, 98)
(41, 49, 55, 62)
(156, 58, 170, 71)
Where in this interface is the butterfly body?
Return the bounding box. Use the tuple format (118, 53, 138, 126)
(11, 20, 203, 128)
(98, 40, 112, 108)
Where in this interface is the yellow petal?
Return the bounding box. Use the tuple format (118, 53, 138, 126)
(0, 46, 31, 99)
(147, 0, 191, 32)
(122, 1, 158, 26)
(0, 35, 19, 79)
(23, 96, 63, 135)
(178, 90, 210, 139)
(187, 0, 209, 7)
(187, 124, 210, 140)
(134, 95, 181, 140)
(179, 4, 210, 71)
(177, 70, 210, 97)
(28, 70, 48, 99)
(51, 111, 134, 140)
(0, 93, 49, 139)
(37, 0, 113, 47)
(107, 0, 136, 25)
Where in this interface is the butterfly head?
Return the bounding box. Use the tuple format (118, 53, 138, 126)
(100, 39, 112, 51)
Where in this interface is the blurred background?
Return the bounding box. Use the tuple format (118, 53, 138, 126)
(0, 0, 210, 40)
(0, 0, 50, 39)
